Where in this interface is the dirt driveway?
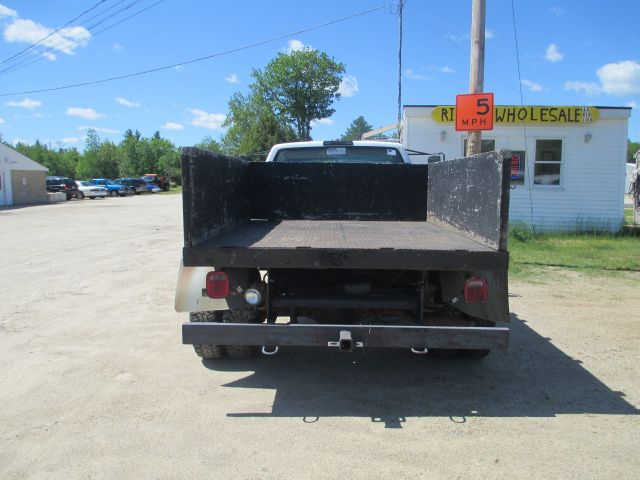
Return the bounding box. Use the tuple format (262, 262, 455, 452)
(1, 195, 638, 479)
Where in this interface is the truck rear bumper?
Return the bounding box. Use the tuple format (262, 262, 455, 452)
(182, 323, 509, 350)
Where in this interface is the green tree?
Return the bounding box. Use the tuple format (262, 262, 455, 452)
(253, 48, 345, 140)
(222, 92, 296, 157)
(341, 116, 374, 141)
(76, 130, 118, 179)
(628, 139, 640, 163)
(195, 135, 223, 153)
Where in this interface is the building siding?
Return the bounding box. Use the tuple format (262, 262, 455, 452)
(403, 106, 629, 232)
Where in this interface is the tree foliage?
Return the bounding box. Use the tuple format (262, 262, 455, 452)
(628, 139, 640, 163)
(221, 48, 345, 155)
(8, 128, 184, 181)
(341, 116, 374, 141)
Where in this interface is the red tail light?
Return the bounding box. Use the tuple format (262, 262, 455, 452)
(464, 277, 488, 304)
(206, 271, 229, 298)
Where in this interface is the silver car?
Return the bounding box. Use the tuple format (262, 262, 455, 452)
(76, 181, 108, 199)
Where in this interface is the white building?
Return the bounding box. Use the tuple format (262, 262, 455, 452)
(403, 105, 631, 232)
(0, 143, 48, 206)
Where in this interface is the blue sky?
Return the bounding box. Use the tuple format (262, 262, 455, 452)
(0, 0, 638, 150)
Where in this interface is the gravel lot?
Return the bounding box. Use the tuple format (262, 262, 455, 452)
(1, 195, 639, 479)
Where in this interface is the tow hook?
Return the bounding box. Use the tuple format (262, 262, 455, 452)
(327, 330, 363, 352)
(261, 346, 279, 356)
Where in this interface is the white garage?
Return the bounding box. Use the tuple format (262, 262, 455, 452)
(0, 143, 48, 207)
(403, 105, 631, 232)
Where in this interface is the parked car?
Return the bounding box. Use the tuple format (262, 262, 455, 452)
(75, 180, 108, 199)
(145, 183, 162, 193)
(115, 177, 147, 194)
(46, 176, 80, 200)
(141, 173, 170, 191)
(91, 178, 133, 197)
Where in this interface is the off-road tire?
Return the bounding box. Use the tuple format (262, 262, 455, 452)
(190, 311, 224, 359)
(224, 309, 260, 359)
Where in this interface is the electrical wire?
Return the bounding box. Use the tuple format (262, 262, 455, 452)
(510, 0, 535, 232)
(0, 0, 161, 77)
(0, 0, 108, 66)
(0, 0, 153, 77)
(0, 3, 389, 97)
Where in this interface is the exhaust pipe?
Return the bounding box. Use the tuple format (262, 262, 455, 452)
(338, 330, 353, 352)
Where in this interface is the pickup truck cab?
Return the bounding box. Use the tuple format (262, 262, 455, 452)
(266, 140, 410, 164)
(91, 178, 132, 197)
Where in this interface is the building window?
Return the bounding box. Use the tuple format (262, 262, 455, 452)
(462, 139, 495, 155)
(534, 139, 562, 186)
(510, 150, 526, 184)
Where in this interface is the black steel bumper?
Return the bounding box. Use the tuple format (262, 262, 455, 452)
(182, 323, 509, 350)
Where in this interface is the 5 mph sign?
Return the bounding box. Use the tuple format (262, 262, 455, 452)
(455, 92, 494, 131)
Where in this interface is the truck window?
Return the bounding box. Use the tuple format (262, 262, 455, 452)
(274, 146, 404, 164)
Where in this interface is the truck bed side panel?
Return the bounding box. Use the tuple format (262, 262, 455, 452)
(427, 150, 511, 251)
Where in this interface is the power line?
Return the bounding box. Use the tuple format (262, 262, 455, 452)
(0, 0, 108, 66)
(0, 4, 389, 97)
(0, 0, 160, 77)
(0, 0, 152, 77)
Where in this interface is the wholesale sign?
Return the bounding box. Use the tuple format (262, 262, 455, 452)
(432, 105, 599, 125)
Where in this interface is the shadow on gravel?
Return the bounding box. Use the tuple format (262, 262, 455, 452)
(203, 314, 638, 428)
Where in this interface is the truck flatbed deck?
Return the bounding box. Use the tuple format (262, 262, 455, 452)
(183, 219, 507, 270)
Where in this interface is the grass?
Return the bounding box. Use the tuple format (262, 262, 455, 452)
(624, 207, 634, 225)
(509, 223, 640, 281)
(159, 185, 182, 195)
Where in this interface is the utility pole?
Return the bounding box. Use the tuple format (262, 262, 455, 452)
(466, 0, 486, 156)
(397, 0, 404, 137)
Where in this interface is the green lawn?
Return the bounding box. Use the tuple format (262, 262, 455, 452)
(159, 185, 182, 195)
(509, 227, 640, 280)
(625, 207, 634, 225)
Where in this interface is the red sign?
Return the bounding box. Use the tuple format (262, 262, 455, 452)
(455, 92, 494, 131)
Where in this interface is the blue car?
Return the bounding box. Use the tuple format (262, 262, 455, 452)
(91, 178, 133, 197)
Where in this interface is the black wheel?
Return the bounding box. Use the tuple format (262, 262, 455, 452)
(224, 309, 260, 359)
(89, 196, 95, 200)
(110, 190, 118, 198)
(190, 311, 225, 359)
(77, 192, 85, 200)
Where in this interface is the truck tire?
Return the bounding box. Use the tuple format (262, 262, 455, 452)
(224, 309, 259, 359)
(190, 311, 224, 359)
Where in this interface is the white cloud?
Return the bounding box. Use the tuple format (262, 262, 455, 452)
(0, 117, 5, 124)
(77, 125, 119, 134)
(445, 32, 468, 44)
(549, 6, 563, 16)
(60, 137, 81, 144)
(564, 60, 640, 98)
(338, 74, 359, 97)
(405, 69, 430, 81)
(66, 107, 105, 119)
(286, 39, 308, 53)
(6, 97, 41, 109)
(112, 43, 123, 52)
(545, 43, 563, 62)
(0, 4, 17, 18)
(4, 19, 91, 60)
(115, 97, 141, 108)
(173, 65, 184, 71)
(596, 60, 640, 96)
(521, 79, 543, 92)
(626, 101, 638, 109)
(188, 108, 226, 130)
(224, 73, 239, 84)
(12, 138, 30, 146)
(564, 80, 601, 96)
(161, 122, 184, 130)
(33, 112, 44, 118)
(485, 29, 494, 39)
(430, 65, 455, 74)
(311, 118, 334, 126)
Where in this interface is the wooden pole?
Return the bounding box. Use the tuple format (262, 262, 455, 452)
(466, 0, 486, 156)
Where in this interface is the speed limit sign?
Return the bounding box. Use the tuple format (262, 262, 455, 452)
(455, 92, 494, 131)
